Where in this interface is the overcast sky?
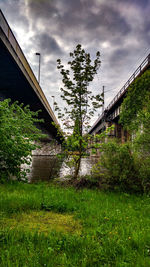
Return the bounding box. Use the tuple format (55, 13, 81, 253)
(1, 0, 150, 126)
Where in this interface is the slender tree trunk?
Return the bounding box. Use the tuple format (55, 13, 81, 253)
(73, 88, 83, 179)
(73, 155, 81, 179)
(73, 134, 82, 179)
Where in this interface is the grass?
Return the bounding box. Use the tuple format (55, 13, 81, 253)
(0, 182, 150, 266)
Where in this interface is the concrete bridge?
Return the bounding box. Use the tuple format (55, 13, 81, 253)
(0, 10, 62, 153)
(89, 53, 150, 142)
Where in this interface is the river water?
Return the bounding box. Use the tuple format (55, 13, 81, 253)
(25, 156, 99, 183)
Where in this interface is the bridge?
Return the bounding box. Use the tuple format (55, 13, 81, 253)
(89, 53, 150, 142)
(0, 9, 62, 151)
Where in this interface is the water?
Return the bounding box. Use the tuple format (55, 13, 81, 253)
(26, 156, 63, 183)
(59, 157, 98, 178)
(24, 156, 99, 183)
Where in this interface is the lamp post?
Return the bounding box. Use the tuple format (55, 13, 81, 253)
(35, 52, 41, 84)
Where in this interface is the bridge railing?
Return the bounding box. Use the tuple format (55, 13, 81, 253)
(89, 53, 150, 133)
(0, 9, 58, 125)
(106, 53, 150, 111)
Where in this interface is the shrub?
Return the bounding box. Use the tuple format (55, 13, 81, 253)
(135, 155, 150, 193)
(91, 140, 144, 193)
(0, 99, 44, 181)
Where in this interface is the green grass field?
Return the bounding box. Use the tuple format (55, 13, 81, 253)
(0, 182, 150, 266)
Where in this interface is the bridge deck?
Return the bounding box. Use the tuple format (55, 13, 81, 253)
(0, 9, 61, 141)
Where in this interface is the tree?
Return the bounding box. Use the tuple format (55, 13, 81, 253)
(0, 99, 44, 181)
(56, 44, 103, 179)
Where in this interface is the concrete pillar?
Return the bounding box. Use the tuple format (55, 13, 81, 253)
(32, 140, 61, 156)
(115, 123, 122, 139)
(121, 127, 125, 143)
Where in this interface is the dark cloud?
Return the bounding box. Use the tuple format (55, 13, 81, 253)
(144, 24, 150, 43)
(134, 0, 149, 6)
(26, 0, 88, 38)
(27, 0, 84, 19)
(114, 0, 150, 8)
(109, 48, 130, 65)
(1, 0, 29, 30)
(25, 0, 131, 49)
(86, 5, 131, 35)
(26, 0, 59, 18)
(60, 0, 82, 12)
(31, 33, 62, 55)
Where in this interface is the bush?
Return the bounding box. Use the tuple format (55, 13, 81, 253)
(0, 99, 44, 181)
(136, 155, 150, 193)
(91, 140, 147, 193)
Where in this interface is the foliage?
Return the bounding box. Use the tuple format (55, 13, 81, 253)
(119, 69, 150, 131)
(56, 44, 103, 178)
(0, 99, 44, 181)
(91, 139, 150, 193)
(1, 182, 150, 266)
(113, 69, 150, 192)
(133, 98, 150, 154)
(91, 140, 141, 192)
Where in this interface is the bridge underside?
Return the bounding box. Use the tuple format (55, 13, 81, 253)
(0, 37, 59, 142)
(92, 117, 129, 143)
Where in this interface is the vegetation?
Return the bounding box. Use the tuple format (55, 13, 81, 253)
(56, 44, 103, 179)
(91, 140, 150, 193)
(0, 99, 44, 181)
(0, 56, 150, 266)
(90, 69, 150, 193)
(119, 69, 150, 132)
(120, 69, 150, 190)
(1, 182, 150, 266)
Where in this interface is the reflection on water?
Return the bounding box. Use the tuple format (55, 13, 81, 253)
(26, 156, 63, 183)
(25, 156, 99, 183)
(59, 157, 98, 177)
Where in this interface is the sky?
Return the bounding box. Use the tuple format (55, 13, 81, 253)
(1, 0, 150, 126)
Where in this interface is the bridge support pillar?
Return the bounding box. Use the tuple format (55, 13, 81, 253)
(114, 123, 121, 139)
(121, 127, 130, 143)
(105, 122, 116, 138)
(32, 140, 61, 156)
(110, 122, 130, 143)
(121, 128, 125, 143)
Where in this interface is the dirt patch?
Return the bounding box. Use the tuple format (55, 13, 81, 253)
(1, 211, 82, 235)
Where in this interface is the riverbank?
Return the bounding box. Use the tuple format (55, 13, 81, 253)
(0, 182, 150, 266)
